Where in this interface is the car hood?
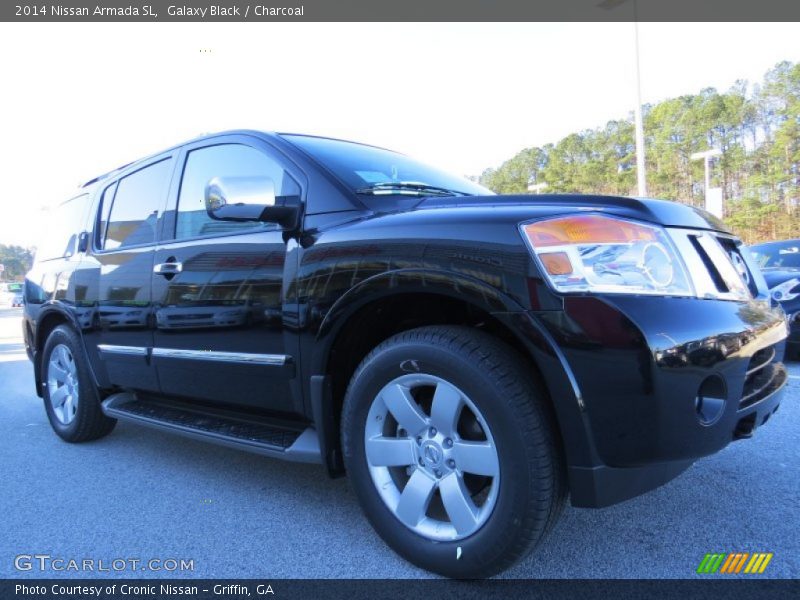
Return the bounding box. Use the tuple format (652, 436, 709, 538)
(761, 269, 800, 287)
(414, 194, 730, 232)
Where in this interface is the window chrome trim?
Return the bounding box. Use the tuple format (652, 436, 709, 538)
(97, 344, 148, 357)
(151, 348, 288, 366)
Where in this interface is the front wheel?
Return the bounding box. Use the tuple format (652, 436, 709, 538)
(41, 325, 116, 442)
(342, 325, 565, 578)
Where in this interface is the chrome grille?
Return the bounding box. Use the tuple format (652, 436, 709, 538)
(667, 229, 761, 301)
(717, 236, 760, 298)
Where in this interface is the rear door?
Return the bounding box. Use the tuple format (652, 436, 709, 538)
(87, 154, 176, 392)
(150, 136, 304, 414)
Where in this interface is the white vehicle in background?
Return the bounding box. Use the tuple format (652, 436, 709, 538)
(0, 282, 23, 307)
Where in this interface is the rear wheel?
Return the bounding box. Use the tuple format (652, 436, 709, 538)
(41, 325, 116, 442)
(342, 325, 565, 578)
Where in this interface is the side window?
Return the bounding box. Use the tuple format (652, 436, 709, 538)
(175, 144, 300, 240)
(102, 159, 173, 250)
(35, 193, 91, 262)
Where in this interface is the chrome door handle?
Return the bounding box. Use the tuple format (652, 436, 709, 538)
(154, 261, 183, 275)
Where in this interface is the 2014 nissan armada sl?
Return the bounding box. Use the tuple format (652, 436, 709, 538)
(24, 131, 788, 578)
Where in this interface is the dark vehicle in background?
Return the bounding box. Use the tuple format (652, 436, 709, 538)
(23, 131, 788, 578)
(750, 239, 799, 358)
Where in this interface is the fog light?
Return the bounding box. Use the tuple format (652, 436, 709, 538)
(695, 375, 727, 426)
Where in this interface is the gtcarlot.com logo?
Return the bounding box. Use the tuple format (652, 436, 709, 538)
(697, 552, 773, 574)
(14, 554, 195, 573)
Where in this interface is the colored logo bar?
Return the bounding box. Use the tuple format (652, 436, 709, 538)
(697, 553, 773, 574)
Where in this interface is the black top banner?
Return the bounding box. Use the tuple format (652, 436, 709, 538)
(3, 0, 800, 22)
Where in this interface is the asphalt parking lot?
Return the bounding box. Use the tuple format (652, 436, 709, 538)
(0, 307, 797, 579)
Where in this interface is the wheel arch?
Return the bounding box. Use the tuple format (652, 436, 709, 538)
(306, 269, 591, 483)
(312, 268, 525, 371)
(33, 303, 98, 397)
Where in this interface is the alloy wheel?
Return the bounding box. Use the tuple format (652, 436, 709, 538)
(364, 373, 500, 541)
(47, 344, 80, 425)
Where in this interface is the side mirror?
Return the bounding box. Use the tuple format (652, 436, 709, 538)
(204, 176, 301, 229)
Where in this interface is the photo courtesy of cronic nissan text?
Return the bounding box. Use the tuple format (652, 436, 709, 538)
(0, 1, 798, 599)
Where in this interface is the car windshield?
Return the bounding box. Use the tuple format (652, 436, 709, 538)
(282, 134, 492, 197)
(750, 240, 800, 269)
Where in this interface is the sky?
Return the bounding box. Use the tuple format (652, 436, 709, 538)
(1, 21, 799, 247)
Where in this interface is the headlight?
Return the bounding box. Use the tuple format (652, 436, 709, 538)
(520, 214, 694, 296)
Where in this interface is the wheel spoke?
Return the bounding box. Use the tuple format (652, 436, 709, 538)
(439, 473, 479, 535)
(381, 384, 428, 436)
(395, 470, 436, 528)
(429, 382, 462, 435)
(65, 352, 76, 374)
(366, 436, 416, 467)
(57, 346, 70, 369)
(63, 394, 75, 420)
(48, 362, 68, 382)
(50, 385, 68, 408)
(453, 440, 499, 477)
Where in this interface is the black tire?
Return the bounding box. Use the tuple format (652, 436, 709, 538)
(41, 325, 116, 442)
(341, 325, 566, 578)
(789, 345, 799, 362)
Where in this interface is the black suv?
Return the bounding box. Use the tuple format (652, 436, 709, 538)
(23, 131, 788, 578)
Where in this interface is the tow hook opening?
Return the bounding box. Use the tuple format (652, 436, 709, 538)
(695, 375, 726, 426)
(734, 414, 756, 440)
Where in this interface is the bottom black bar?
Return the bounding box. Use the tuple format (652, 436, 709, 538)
(3, 579, 799, 600)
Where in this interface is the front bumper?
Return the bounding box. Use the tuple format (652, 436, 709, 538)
(787, 312, 799, 355)
(528, 295, 788, 508)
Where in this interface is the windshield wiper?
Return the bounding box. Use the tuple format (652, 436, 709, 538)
(355, 181, 470, 197)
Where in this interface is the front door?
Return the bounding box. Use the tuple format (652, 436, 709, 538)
(150, 138, 303, 415)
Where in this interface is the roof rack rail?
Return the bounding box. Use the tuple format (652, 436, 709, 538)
(80, 161, 133, 188)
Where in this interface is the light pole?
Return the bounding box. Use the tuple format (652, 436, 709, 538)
(598, 0, 647, 196)
(690, 148, 723, 217)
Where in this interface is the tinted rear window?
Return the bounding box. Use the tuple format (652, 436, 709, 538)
(102, 159, 173, 250)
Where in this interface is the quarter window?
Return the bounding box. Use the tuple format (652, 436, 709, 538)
(175, 144, 300, 240)
(103, 158, 173, 250)
(35, 193, 91, 261)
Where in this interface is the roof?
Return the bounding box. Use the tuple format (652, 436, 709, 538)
(77, 129, 403, 189)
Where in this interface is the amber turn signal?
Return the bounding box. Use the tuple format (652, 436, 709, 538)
(539, 252, 573, 275)
(522, 214, 658, 248)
